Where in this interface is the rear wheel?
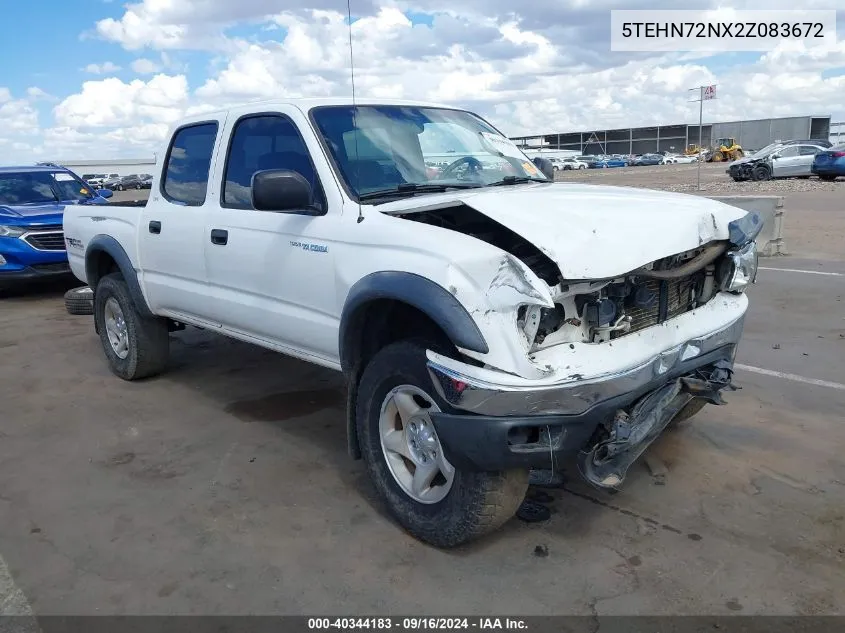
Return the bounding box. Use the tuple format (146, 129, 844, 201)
(94, 273, 169, 380)
(356, 340, 529, 548)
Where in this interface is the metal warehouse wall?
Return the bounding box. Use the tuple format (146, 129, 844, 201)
(707, 116, 833, 150)
(52, 159, 156, 179)
(513, 115, 830, 155)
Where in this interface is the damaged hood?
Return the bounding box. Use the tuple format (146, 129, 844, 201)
(378, 182, 748, 280)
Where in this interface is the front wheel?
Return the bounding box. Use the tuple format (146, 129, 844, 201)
(752, 164, 771, 181)
(94, 272, 170, 380)
(356, 340, 529, 548)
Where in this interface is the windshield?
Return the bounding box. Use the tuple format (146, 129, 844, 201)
(750, 143, 784, 158)
(310, 105, 548, 200)
(0, 170, 97, 205)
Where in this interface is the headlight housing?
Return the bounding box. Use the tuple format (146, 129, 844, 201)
(0, 225, 27, 238)
(718, 240, 758, 293)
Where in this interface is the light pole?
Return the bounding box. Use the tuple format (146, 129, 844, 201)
(688, 84, 717, 191)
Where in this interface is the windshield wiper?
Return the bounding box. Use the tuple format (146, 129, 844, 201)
(358, 182, 482, 202)
(486, 176, 549, 187)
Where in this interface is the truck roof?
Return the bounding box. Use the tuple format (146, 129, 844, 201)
(181, 97, 460, 121)
(0, 165, 73, 173)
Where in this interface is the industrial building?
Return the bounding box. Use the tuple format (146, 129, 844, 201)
(511, 115, 832, 156)
(46, 157, 156, 179)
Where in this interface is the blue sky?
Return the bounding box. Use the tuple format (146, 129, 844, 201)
(1, 1, 843, 162)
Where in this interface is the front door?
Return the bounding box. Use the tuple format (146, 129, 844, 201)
(771, 145, 801, 177)
(138, 118, 224, 323)
(201, 110, 339, 362)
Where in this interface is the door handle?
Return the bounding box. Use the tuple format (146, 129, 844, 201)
(210, 229, 228, 245)
(148, 220, 161, 234)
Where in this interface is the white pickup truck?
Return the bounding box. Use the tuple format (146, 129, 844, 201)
(64, 98, 761, 548)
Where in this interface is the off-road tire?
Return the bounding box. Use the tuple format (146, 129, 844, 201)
(94, 272, 169, 380)
(64, 286, 94, 315)
(356, 340, 529, 548)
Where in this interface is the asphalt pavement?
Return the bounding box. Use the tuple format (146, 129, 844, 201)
(0, 181, 842, 617)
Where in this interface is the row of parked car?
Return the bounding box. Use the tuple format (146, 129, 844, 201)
(549, 152, 699, 171)
(725, 140, 844, 182)
(81, 172, 154, 190)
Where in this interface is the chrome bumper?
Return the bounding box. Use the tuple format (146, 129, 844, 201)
(427, 315, 745, 417)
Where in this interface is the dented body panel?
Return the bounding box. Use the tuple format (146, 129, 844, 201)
(377, 183, 748, 280)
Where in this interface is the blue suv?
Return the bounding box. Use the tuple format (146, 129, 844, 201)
(0, 164, 113, 288)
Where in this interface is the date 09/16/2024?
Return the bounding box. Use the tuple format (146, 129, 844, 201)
(307, 618, 528, 630)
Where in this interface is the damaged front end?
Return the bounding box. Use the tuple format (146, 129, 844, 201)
(578, 360, 737, 489)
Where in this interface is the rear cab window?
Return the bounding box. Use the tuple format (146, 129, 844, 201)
(161, 122, 219, 206)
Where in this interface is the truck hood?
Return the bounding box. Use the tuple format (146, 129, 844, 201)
(0, 203, 66, 226)
(377, 182, 748, 280)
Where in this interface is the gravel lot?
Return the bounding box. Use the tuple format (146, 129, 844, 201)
(1, 173, 843, 617)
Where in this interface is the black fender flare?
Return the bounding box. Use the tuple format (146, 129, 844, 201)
(84, 234, 154, 319)
(339, 271, 489, 459)
(338, 271, 489, 373)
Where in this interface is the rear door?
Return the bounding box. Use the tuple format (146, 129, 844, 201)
(794, 145, 822, 176)
(138, 116, 227, 323)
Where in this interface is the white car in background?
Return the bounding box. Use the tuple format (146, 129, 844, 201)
(666, 154, 699, 164)
(556, 157, 588, 171)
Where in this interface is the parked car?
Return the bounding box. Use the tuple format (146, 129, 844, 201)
(139, 175, 154, 189)
(101, 175, 123, 190)
(811, 144, 845, 181)
(84, 173, 119, 188)
(64, 97, 758, 548)
(672, 154, 699, 164)
(108, 174, 152, 191)
(0, 165, 112, 289)
(591, 156, 628, 168)
(632, 154, 664, 166)
(558, 157, 588, 171)
(728, 143, 827, 181)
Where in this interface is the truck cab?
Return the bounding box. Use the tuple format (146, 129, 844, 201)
(62, 98, 760, 548)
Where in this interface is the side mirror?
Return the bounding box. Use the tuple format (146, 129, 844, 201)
(532, 157, 555, 180)
(97, 188, 113, 199)
(770, 153, 780, 160)
(251, 169, 318, 214)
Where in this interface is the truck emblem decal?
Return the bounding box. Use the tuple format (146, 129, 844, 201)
(290, 240, 328, 253)
(65, 237, 84, 250)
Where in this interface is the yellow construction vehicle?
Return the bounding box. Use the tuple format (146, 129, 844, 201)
(707, 137, 744, 162)
(684, 144, 702, 156)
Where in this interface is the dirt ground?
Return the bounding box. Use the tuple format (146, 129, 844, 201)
(1, 172, 843, 617)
